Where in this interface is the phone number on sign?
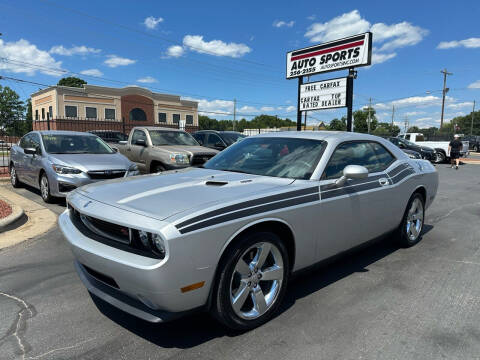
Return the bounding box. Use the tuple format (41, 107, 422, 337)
(289, 67, 316, 77)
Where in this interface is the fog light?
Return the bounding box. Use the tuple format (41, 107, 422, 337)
(138, 230, 150, 248)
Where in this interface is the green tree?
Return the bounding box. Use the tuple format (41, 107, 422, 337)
(57, 77, 87, 88)
(407, 126, 420, 133)
(450, 110, 480, 135)
(0, 85, 25, 135)
(353, 107, 377, 133)
(328, 117, 346, 131)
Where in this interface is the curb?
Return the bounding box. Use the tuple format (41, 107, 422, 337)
(0, 197, 24, 231)
(0, 186, 57, 249)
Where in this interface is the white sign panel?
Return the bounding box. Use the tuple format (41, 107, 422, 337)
(286, 32, 372, 79)
(300, 77, 347, 111)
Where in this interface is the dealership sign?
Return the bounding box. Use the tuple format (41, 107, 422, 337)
(286, 32, 372, 79)
(299, 77, 347, 111)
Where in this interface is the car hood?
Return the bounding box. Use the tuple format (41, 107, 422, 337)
(419, 146, 434, 152)
(76, 168, 293, 220)
(152, 145, 218, 155)
(48, 153, 132, 172)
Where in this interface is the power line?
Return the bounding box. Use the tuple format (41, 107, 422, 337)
(440, 68, 453, 128)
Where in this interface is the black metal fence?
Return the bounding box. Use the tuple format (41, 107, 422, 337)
(0, 118, 199, 176)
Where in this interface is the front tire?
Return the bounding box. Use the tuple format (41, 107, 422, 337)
(211, 231, 289, 331)
(152, 163, 165, 173)
(10, 165, 21, 188)
(434, 151, 446, 164)
(40, 173, 54, 203)
(397, 193, 425, 247)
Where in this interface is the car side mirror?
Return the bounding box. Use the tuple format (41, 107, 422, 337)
(335, 165, 368, 187)
(135, 139, 146, 146)
(24, 147, 37, 155)
(118, 140, 128, 145)
(398, 143, 405, 148)
(214, 141, 226, 149)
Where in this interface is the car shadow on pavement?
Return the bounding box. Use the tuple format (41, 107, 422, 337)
(90, 225, 433, 348)
(16, 183, 66, 206)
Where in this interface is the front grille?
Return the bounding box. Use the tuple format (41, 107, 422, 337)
(87, 170, 126, 180)
(191, 153, 215, 166)
(59, 183, 77, 193)
(68, 206, 162, 259)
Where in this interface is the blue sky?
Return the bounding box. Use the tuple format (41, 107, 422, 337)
(1, 0, 479, 129)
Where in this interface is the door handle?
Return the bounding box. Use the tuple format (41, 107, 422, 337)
(379, 178, 389, 186)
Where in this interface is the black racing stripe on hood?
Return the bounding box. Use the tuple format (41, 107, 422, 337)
(179, 193, 319, 234)
(176, 186, 318, 230)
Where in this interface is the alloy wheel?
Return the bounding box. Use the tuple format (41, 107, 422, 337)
(229, 242, 284, 320)
(10, 167, 16, 185)
(406, 197, 424, 242)
(41, 176, 49, 200)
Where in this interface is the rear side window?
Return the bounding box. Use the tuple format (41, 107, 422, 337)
(193, 133, 206, 145)
(323, 141, 395, 179)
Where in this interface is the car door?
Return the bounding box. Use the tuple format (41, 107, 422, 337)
(25, 133, 44, 186)
(316, 141, 397, 258)
(129, 129, 148, 172)
(16, 134, 33, 185)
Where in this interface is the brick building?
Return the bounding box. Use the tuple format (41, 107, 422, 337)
(30, 85, 198, 132)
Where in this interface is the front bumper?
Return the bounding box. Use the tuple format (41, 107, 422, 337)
(58, 205, 213, 320)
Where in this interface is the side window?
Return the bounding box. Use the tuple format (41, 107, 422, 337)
(30, 133, 42, 154)
(131, 130, 146, 144)
(404, 134, 411, 140)
(20, 134, 32, 149)
(323, 142, 395, 179)
(206, 133, 223, 147)
(193, 133, 206, 145)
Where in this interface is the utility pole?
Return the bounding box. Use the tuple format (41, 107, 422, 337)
(471, 100, 476, 135)
(440, 68, 453, 129)
(367, 97, 372, 134)
(404, 115, 409, 134)
(391, 105, 395, 135)
(233, 98, 236, 131)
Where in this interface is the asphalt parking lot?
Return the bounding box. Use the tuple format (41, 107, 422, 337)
(1, 163, 480, 360)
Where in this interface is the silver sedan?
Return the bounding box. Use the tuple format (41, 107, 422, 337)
(9, 131, 138, 203)
(59, 131, 438, 330)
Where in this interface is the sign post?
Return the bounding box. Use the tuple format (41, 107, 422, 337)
(287, 32, 372, 131)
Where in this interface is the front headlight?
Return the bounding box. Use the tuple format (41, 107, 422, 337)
(126, 163, 139, 176)
(169, 153, 189, 165)
(133, 230, 166, 259)
(52, 164, 82, 174)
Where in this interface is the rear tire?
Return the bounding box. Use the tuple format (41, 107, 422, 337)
(211, 231, 289, 331)
(10, 165, 21, 188)
(40, 173, 54, 203)
(397, 193, 425, 248)
(474, 145, 478, 152)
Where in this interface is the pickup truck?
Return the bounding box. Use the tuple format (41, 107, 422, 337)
(114, 126, 218, 173)
(398, 133, 469, 163)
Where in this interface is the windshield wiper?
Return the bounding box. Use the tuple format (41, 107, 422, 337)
(218, 169, 250, 174)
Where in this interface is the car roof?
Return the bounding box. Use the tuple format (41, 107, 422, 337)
(138, 126, 185, 132)
(36, 130, 96, 136)
(254, 130, 385, 143)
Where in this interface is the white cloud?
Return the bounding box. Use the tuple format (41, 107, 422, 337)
(0, 39, 63, 76)
(137, 76, 157, 83)
(285, 106, 296, 112)
(260, 106, 275, 112)
(80, 68, 103, 77)
(49, 45, 101, 56)
(185, 97, 234, 115)
(447, 101, 473, 109)
(307, 15, 316, 21)
(468, 80, 480, 89)
(372, 52, 396, 64)
(404, 111, 426, 116)
(183, 35, 251, 58)
(143, 16, 163, 30)
(437, 37, 480, 49)
(304, 10, 428, 66)
(104, 55, 136, 67)
(273, 20, 295, 28)
(165, 45, 185, 58)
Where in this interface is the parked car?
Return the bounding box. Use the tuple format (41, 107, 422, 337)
(464, 135, 480, 152)
(192, 130, 246, 151)
(88, 130, 128, 144)
(9, 131, 138, 203)
(398, 133, 469, 163)
(114, 127, 218, 173)
(60, 131, 438, 330)
(386, 137, 435, 162)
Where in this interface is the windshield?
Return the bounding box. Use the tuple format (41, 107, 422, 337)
(204, 137, 326, 179)
(149, 130, 199, 146)
(221, 132, 247, 146)
(398, 137, 416, 147)
(96, 132, 128, 142)
(42, 134, 114, 154)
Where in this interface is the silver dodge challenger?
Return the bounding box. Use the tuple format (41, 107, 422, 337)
(59, 131, 438, 330)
